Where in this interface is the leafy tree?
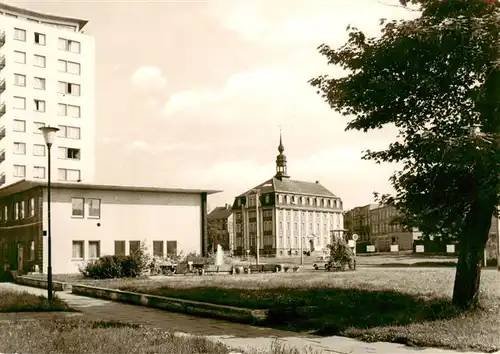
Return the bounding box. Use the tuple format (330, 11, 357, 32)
(310, 0, 500, 309)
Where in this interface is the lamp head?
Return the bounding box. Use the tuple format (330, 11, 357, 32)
(39, 126, 59, 147)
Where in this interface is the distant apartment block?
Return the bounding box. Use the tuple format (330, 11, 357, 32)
(344, 203, 421, 252)
(0, 3, 95, 187)
(207, 204, 234, 253)
(343, 204, 378, 243)
(369, 203, 421, 252)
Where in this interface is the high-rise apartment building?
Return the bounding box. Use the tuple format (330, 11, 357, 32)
(0, 3, 95, 187)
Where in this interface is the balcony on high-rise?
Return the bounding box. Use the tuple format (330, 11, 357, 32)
(0, 55, 5, 70)
(0, 79, 5, 92)
(0, 31, 5, 47)
(0, 150, 5, 163)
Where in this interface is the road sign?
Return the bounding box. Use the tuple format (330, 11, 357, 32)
(352, 234, 359, 241)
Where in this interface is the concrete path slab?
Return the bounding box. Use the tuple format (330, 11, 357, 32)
(0, 283, 497, 354)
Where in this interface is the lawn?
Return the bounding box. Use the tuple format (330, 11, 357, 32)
(0, 318, 315, 354)
(0, 290, 72, 312)
(94, 268, 499, 353)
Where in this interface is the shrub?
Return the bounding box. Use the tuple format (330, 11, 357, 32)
(327, 237, 355, 271)
(184, 252, 212, 265)
(80, 242, 150, 279)
(0, 271, 14, 283)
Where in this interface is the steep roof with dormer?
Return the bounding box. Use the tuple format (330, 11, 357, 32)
(235, 177, 337, 198)
(233, 133, 338, 201)
(208, 205, 233, 219)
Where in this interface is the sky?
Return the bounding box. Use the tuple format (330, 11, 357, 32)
(7, 0, 419, 210)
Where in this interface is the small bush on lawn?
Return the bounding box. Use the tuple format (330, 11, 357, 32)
(80, 242, 150, 279)
(328, 236, 355, 271)
(0, 290, 72, 312)
(0, 271, 14, 283)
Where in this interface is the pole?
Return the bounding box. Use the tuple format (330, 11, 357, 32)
(47, 144, 52, 302)
(255, 191, 260, 266)
(300, 234, 303, 265)
(497, 210, 500, 271)
(241, 204, 244, 259)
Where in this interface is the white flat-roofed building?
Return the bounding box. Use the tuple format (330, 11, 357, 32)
(0, 3, 95, 187)
(0, 180, 220, 274)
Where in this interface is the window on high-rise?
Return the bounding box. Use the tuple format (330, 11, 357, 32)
(58, 147, 80, 160)
(58, 38, 81, 53)
(33, 122, 45, 134)
(13, 165, 26, 177)
(33, 144, 45, 156)
(58, 59, 81, 75)
(33, 77, 46, 90)
(13, 142, 26, 155)
(58, 103, 81, 117)
(13, 74, 26, 87)
(34, 99, 45, 112)
(13, 120, 26, 132)
(57, 125, 81, 139)
(58, 81, 81, 96)
(33, 55, 46, 68)
(34, 32, 45, 45)
(13, 51, 26, 64)
(58, 168, 80, 182)
(14, 28, 26, 41)
(33, 166, 45, 179)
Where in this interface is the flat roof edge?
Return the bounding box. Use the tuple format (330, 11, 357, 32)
(0, 180, 222, 197)
(0, 2, 88, 30)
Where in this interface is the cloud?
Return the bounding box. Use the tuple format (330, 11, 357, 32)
(158, 142, 210, 152)
(128, 140, 151, 152)
(130, 66, 167, 90)
(163, 65, 334, 126)
(211, 0, 419, 46)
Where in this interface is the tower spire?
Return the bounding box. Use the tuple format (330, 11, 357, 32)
(274, 129, 289, 180)
(278, 129, 284, 154)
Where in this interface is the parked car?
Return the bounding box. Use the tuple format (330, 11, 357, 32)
(313, 255, 329, 270)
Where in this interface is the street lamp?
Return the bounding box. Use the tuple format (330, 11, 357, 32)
(40, 126, 59, 302)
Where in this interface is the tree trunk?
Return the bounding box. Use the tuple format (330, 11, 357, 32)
(452, 201, 494, 310)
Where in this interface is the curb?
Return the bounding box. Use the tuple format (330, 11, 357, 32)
(13, 276, 72, 292)
(71, 284, 270, 325)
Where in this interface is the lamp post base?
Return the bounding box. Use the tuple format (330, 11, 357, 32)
(47, 266, 52, 302)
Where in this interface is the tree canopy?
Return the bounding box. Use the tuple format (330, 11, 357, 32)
(310, 0, 500, 309)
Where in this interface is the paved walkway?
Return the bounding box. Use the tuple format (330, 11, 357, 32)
(0, 283, 497, 354)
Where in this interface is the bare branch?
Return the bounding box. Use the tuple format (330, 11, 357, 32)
(375, 0, 419, 11)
